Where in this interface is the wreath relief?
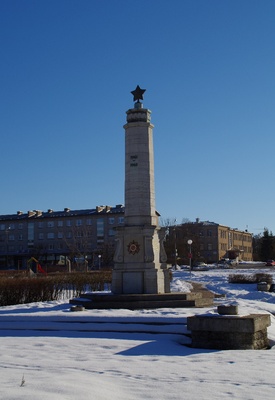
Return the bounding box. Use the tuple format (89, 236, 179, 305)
(127, 240, 140, 255)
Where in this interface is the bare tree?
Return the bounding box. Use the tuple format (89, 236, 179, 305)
(62, 226, 93, 271)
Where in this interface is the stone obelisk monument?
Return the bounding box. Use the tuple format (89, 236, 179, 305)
(112, 86, 170, 294)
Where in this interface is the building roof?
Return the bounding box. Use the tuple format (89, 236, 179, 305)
(181, 220, 251, 234)
(0, 204, 125, 221)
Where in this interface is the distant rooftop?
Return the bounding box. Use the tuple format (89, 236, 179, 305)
(181, 218, 250, 233)
(0, 204, 125, 221)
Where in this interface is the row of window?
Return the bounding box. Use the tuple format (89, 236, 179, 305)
(3, 229, 116, 242)
(1, 243, 93, 252)
(199, 230, 213, 237)
(220, 243, 252, 252)
(0, 223, 23, 230)
(199, 242, 252, 253)
(219, 230, 251, 242)
(233, 234, 251, 242)
(0, 217, 124, 231)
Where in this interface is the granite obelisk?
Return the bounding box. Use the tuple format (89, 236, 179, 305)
(112, 86, 170, 294)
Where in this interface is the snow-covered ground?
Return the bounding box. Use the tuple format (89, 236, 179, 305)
(0, 267, 275, 399)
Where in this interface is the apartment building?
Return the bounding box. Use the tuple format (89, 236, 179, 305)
(0, 207, 253, 269)
(0, 205, 125, 270)
(172, 220, 253, 264)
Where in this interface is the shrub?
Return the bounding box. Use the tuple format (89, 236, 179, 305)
(228, 273, 273, 284)
(0, 271, 112, 306)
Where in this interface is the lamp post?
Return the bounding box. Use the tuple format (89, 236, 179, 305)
(173, 219, 177, 270)
(98, 254, 102, 269)
(5, 226, 10, 268)
(174, 229, 178, 270)
(187, 239, 193, 274)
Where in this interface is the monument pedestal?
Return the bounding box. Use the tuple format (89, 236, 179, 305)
(112, 224, 170, 294)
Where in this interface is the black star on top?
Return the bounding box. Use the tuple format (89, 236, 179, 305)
(131, 85, 146, 102)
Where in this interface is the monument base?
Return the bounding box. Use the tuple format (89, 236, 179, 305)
(70, 287, 214, 310)
(112, 224, 170, 294)
(112, 267, 170, 294)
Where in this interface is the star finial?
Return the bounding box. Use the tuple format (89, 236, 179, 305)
(131, 85, 146, 103)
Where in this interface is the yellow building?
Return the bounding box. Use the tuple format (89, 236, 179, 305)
(173, 220, 253, 264)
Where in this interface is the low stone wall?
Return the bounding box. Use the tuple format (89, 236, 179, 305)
(187, 311, 271, 350)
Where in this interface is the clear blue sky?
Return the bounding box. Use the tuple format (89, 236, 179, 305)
(1, 0, 275, 235)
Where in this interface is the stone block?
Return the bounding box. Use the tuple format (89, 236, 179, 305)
(257, 282, 271, 292)
(70, 306, 85, 312)
(190, 330, 269, 350)
(187, 313, 271, 350)
(217, 305, 238, 315)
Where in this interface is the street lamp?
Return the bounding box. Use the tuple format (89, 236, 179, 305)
(98, 254, 102, 269)
(5, 226, 11, 268)
(187, 239, 193, 273)
(174, 229, 178, 270)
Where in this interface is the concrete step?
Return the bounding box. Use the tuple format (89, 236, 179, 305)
(70, 281, 215, 310)
(77, 292, 206, 302)
(70, 293, 214, 310)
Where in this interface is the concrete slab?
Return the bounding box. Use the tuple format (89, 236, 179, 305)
(187, 313, 271, 349)
(187, 314, 271, 333)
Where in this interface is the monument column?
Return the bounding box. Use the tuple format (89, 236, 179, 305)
(112, 86, 170, 294)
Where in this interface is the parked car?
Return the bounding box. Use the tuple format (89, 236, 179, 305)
(192, 262, 209, 271)
(217, 259, 237, 268)
(265, 260, 275, 266)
